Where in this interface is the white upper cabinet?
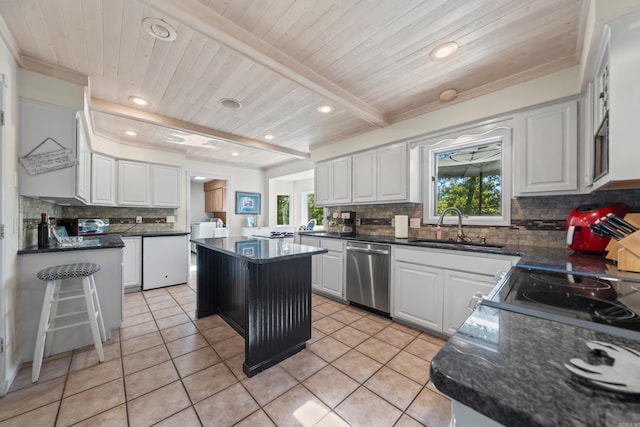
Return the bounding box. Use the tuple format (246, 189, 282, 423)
(352, 151, 377, 203)
(91, 153, 116, 206)
(152, 165, 181, 207)
(18, 98, 83, 202)
(514, 99, 578, 196)
(314, 157, 351, 206)
(118, 160, 151, 206)
(377, 143, 408, 201)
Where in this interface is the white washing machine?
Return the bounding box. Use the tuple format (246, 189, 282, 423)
(190, 222, 229, 253)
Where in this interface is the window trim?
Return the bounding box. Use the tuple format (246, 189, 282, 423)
(423, 126, 512, 226)
(276, 193, 292, 226)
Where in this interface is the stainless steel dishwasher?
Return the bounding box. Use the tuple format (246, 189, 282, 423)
(346, 241, 390, 315)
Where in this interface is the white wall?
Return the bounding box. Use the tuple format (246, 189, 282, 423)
(0, 34, 21, 392)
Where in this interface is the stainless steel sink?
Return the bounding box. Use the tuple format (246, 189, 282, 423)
(407, 238, 505, 249)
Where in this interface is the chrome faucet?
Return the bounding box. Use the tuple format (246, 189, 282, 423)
(436, 207, 470, 242)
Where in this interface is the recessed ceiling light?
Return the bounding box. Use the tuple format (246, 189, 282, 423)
(231, 152, 239, 156)
(129, 96, 150, 106)
(142, 17, 177, 41)
(124, 130, 138, 136)
(317, 105, 333, 113)
(220, 98, 242, 109)
(430, 42, 459, 59)
(439, 88, 458, 102)
(264, 134, 275, 140)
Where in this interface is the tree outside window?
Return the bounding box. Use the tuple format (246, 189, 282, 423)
(307, 194, 324, 224)
(277, 194, 291, 226)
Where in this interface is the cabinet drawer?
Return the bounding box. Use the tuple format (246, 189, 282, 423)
(394, 247, 515, 276)
(320, 238, 344, 252)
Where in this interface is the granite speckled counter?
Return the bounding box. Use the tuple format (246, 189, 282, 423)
(18, 233, 125, 254)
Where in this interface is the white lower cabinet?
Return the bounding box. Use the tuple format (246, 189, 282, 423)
(392, 246, 518, 335)
(122, 236, 142, 292)
(300, 236, 345, 300)
(142, 235, 189, 290)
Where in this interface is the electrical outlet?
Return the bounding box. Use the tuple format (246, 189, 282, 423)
(136, 216, 142, 224)
(355, 218, 361, 226)
(166, 215, 175, 223)
(410, 218, 421, 228)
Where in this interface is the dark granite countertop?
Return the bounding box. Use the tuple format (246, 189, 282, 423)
(191, 236, 327, 264)
(18, 234, 124, 255)
(119, 230, 190, 237)
(430, 304, 640, 426)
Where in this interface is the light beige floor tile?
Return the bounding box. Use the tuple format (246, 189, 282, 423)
(9, 356, 70, 392)
(182, 362, 238, 403)
(314, 302, 342, 316)
(308, 336, 350, 362)
(152, 305, 185, 319)
(155, 312, 191, 330)
(331, 325, 370, 348)
(123, 305, 150, 318)
(395, 413, 427, 427)
(57, 378, 125, 426)
(0, 377, 64, 422)
(194, 383, 259, 427)
(173, 346, 221, 378)
(69, 342, 121, 373)
(312, 316, 346, 335)
(263, 384, 329, 427)
(311, 309, 326, 320)
(193, 315, 226, 332)
(241, 366, 298, 406)
(356, 337, 401, 364)
(120, 311, 155, 328)
(174, 294, 196, 305)
(234, 409, 275, 427)
(165, 333, 210, 358)
(64, 359, 123, 397)
(120, 320, 158, 341)
(404, 337, 443, 361)
(308, 327, 326, 344)
(314, 411, 351, 427)
(329, 310, 364, 325)
(406, 387, 451, 427)
(389, 321, 422, 337)
(0, 401, 58, 427)
(144, 293, 174, 304)
(123, 344, 170, 375)
(121, 331, 163, 356)
(332, 350, 382, 383)
(72, 404, 128, 427)
(419, 332, 448, 346)
(350, 317, 386, 335)
(365, 366, 422, 410)
(212, 334, 245, 360)
(148, 300, 180, 312)
(160, 321, 199, 342)
(335, 386, 402, 427)
(154, 406, 202, 427)
(366, 313, 393, 325)
(387, 351, 430, 384)
(127, 381, 191, 427)
(125, 360, 180, 400)
(278, 349, 327, 381)
(303, 365, 359, 408)
(181, 302, 197, 312)
(225, 353, 249, 381)
(201, 323, 238, 344)
(375, 326, 416, 349)
(143, 288, 170, 298)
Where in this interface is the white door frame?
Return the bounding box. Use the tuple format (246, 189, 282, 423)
(0, 76, 7, 394)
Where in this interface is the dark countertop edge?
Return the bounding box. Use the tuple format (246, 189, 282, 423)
(18, 234, 125, 255)
(192, 238, 328, 264)
(117, 231, 190, 237)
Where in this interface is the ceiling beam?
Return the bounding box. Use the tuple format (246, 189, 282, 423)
(90, 97, 310, 159)
(21, 56, 89, 86)
(139, 0, 388, 128)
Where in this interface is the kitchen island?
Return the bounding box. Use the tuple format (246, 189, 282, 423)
(191, 236, 327, 377)
(17, 234, 124, 361)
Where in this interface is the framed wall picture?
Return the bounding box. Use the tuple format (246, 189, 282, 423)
(236, 191, 261, 215)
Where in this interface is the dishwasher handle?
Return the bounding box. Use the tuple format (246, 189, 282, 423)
(346, 246, 390, 255)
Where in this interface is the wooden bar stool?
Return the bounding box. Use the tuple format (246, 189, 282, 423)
(32, 263, 106, 382)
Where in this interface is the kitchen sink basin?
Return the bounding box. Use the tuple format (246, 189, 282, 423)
(408, 238, 505, 249)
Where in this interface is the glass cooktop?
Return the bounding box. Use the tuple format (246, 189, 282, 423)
(483, 266, 640, 340)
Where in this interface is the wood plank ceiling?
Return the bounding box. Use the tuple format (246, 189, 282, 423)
(0, 0, 588, 169)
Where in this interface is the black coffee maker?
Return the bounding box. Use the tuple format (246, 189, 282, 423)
(339, 211, 356, 237)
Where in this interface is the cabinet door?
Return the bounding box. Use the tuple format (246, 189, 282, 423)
(301, 236, 321, 290)
(142, 235, 188, 290)
(75, 113, 91, 203)
(122, 236, 142, 291)
(204, 191, 214, 212)
(321, 251, 344, 299)
(118, 160, 151, 206)
(352, 151, 377, 203)
(442, 270, 496, 336)
(331, 157, 352, 204)
(393, 262, 443, 332)
(152, 165, 181, 207)
(377, 143, 408, 201)
(314, 161, 332, 206)
(514, 100, 578, 195)
(91, 153, 116, 205)
(213, 187, 226, 211)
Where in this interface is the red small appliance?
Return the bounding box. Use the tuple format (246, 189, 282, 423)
(566, 203, 631, 254)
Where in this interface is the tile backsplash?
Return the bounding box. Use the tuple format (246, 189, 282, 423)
(20, 196, 177, 248)
(327, 189, 640, 248)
